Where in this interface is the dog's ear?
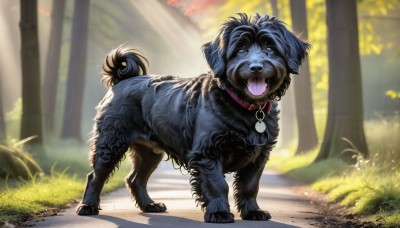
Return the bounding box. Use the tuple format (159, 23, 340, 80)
(278, 26, 311, 75)
(202, 35, 225, 78)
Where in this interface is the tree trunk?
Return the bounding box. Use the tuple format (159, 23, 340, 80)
(270, 0, 279, 18)
(315, 0, 369, 162)
(43, 0, 66, 133)
(20, 0, 44, 148)
(279, 88, 296, 148)
(0, 80, 6, 142)
(289, 0, 318, 155)
(61, 0, 90, 141)
(271, 0, 296, 148)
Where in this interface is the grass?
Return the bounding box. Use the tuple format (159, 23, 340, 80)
(0, 162, 131, 225)
(269, 148, 347, 183)
(0, 140, 132, 225)
(270, 113, 400, 227)
(313, 168, 400, 227)
(1, 112, 398, 226)
(0, 171, 83, 225)
(39, 139, 93, 177)
(0, 143, 43, 180)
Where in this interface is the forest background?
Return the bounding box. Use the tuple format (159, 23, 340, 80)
(0, 0, 399, 226)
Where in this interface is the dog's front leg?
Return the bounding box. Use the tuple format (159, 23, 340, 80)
(233, 155, 271, 221)
(188, 156, 234, 223)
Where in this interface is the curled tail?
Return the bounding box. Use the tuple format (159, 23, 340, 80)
(102, 46, 148, 88)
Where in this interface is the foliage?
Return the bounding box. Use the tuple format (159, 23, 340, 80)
(269, 147, 347, 183)
(38, 139, 91, 175)
(307, 0, 400, 108)
(358, 0, 400, 55)
(272, 114, 400, 226)
(4, 99, 21, 123)
(276, 152, 400, 226)
(168, 0, 400, 109)
(167, 0, 291, 40)
(36, 138, 133, 180)
(0, 138, 132, 225)
(313, 167, 400, 226)
(365, 113, 400, 163)
(306, 0, 328, 107)
(0, 169, 82, 225)
(0, 143, 42, 180)
(385, 90, 400, 100)
(5, 99, 21, 139)
(0, 159, 130, 226)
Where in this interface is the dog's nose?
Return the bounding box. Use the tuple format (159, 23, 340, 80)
(250, 63, 263, 73)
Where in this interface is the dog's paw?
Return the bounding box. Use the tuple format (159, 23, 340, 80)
(76, 204, 99, 216)
(204, 212, 235, 223)
(242, 210, 271, 220)
(143, 202, 167, 213)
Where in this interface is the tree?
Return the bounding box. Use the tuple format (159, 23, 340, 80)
(315, 0, 369, 162)
(289, 0, 318, 154)
(61, 0, 90, 141)
(20, 0, 45, 150)
(0, 79, 5, 142)
(43, 0, 66, 133)
(271, 0, 297, 148)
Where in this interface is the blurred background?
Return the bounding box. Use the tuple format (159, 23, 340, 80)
(1, 0, 399, 145)
(1, 0, 400, 177)
(0, 0, 399, 226)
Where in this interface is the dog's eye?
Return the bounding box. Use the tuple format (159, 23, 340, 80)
(265, 47, 274, 54)
(237, 48, 246, 55)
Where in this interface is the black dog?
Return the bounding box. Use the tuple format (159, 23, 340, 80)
(76, 13, 310, 223)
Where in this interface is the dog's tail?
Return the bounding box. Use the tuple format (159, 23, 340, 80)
(102, 45, 148, 88)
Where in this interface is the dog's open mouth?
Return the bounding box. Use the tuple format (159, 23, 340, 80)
(247, 77, 267, 96)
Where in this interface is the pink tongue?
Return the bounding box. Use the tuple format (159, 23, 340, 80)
(247, 77, 266, 96)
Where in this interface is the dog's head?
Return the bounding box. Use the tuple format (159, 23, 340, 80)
(203, 13, 310, 104)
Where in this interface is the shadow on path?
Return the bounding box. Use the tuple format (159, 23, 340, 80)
(36, 163, 320, 227)
(90, 212, 300, 228)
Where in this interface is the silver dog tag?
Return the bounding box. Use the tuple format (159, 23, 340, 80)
(255, 107, 266, 133)
(255, 121, 266, 133)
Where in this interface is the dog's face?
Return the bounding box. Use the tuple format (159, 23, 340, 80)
(203, 14, 310, 104)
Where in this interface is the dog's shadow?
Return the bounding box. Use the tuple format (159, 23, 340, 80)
(93, 212, 300, 228)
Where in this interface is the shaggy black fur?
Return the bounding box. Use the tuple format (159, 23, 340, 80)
(76, 13, 310, 223)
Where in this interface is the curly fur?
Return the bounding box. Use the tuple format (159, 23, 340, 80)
(76, 13, 310, 223)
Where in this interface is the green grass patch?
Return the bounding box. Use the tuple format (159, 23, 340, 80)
(0, 171, 83, 224)
(0, 139, 132, 225)
(385, 212, 400, 227)
(270, 148, 315, 173)
(365, 114, 400, 163)
(0, 144, 43, 180)
(0, 162, 130, 225)
(270, 147, 347, 183)
(39, 139, 92, 177)
(271, 114, 400, 226)
(312, 168, 400, 226)
(286, 158, 346, 183)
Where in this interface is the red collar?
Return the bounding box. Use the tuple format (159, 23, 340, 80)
(226, 88, 272, 112)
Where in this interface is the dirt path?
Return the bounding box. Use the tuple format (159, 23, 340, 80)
(36, 162, 321, 227)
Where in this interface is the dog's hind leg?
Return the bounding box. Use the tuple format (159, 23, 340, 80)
(125, 143, 166, 212)
(76, 138, 129, 215)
